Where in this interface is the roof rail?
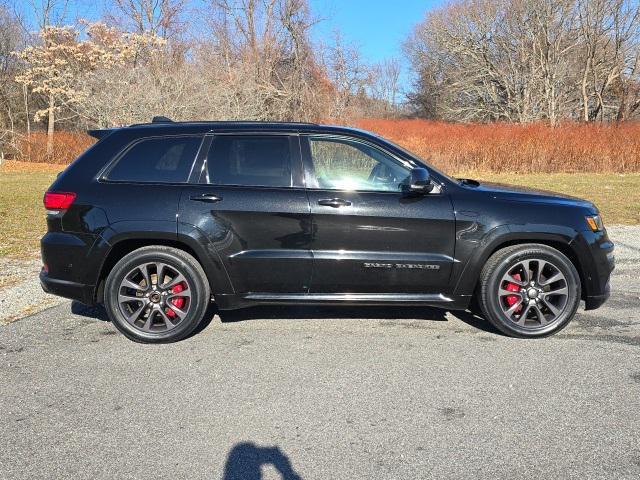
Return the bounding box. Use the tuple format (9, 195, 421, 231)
(151, 116, 173, 123)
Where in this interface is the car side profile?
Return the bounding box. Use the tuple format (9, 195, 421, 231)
(40, 117, 615, 342)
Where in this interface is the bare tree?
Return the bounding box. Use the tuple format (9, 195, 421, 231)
(405, 0, 640, 123)
(368, 57, 402, 117)
(106, 0, 186, 38)
(0, 1, 24, 157)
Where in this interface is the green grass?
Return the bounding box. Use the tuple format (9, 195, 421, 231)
(0, 170, 638, 259)
(472, 172, 640, 225)
(0, 171, 58, 258)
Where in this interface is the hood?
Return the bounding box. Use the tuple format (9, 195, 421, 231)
(460, 179, 596, 210)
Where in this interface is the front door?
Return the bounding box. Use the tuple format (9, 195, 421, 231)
(302, 135, 455, 294)
(179, 133, 312, 294)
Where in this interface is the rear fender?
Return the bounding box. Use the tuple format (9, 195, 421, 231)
(89, 221, 234, 301)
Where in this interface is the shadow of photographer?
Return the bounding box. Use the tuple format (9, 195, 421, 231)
(222, 442, 303, 480)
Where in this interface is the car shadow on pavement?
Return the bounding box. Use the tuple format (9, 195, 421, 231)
(217, 304, 503, 335)
(70, 301, 502, 336)
(222, 442, 303, 480)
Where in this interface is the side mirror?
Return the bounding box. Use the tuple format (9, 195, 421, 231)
(407, 167, 434, 194)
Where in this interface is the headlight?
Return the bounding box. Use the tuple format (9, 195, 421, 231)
(586, 215, 604, 232)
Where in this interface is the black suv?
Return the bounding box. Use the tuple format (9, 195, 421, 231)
(40, 118, 614, 342)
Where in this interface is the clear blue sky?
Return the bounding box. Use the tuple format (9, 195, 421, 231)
(309, 0, 443, 92)
(309, 0, 441, 63)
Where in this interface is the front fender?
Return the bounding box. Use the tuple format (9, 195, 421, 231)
(452, 224, 582, 297)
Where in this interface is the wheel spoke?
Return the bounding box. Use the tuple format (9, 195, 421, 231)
(125, 302, 147, 324)
(546, 286, 568, 296)
(514, 304, 531, 325)
(164, 273, 186, 289)
(167, 304, 188, 319)
(521, 260, 532, 284)
(158, 308, 175, 329)
(139, 264, 152, 289)
(156, 263, 166, 288)
(167, 291, 191, 301)
(505, 273, 527, 287)
(541, 297, 561, 316)
(504, 299, 524, 318)
(541, 272, 563, 286)
(531, 304, 547, 324)
(535, 260, 547, 285)
(122, 279, 146, 292)
(499, 287, 522, 297)
(119, 292, 144, 303)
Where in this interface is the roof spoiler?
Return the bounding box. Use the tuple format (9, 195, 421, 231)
(87, 128, 115, 140)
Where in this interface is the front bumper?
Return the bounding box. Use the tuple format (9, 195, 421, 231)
(577, 232, 614, 310)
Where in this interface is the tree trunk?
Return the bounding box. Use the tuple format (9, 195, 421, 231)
(581, 56, 591, 122)
(23, 85, 31, 160)
(46, 94, 54, 159)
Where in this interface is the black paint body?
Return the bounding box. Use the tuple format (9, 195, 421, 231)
(40, 122, 614, 311)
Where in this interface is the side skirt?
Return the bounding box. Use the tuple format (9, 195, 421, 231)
(214, 292, 471, 311)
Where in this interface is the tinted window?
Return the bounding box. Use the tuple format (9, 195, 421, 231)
(206, 135, 292, 187)
(107, 136, 202, 183)
(308, 136, 410, 192)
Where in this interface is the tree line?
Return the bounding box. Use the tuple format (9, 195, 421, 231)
(405, 0, 640, 123)
(1, 0, 639, 162)
(0, 0, 401, 158)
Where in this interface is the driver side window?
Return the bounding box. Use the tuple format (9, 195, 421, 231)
(308, 136, 410, 192)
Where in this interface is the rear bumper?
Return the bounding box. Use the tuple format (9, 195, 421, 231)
(39, 269, 95, 305)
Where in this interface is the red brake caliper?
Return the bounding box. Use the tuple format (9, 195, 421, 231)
(505, 273, 522, 312)
(165, 283, 185, 318)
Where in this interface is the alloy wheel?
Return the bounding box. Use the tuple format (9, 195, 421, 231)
(117, 262, 191, 333)
(498, 259, 569, 328)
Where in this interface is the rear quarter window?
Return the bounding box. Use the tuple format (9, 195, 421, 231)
(106, 136, 202, 183)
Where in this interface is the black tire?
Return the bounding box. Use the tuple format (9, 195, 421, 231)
(477, 244, 581, 338)
(104, 246, 210, 343)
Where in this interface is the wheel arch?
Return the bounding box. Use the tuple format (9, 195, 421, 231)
(92, 227, 233, 304)
(454, 226, 589, 300)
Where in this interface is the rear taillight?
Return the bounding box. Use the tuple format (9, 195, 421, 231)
(44, 191, 76, 211)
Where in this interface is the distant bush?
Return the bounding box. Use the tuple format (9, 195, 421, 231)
(15, 131, 94, 165)
(8, 121, 640, 173)
(355, 119, 640, 174)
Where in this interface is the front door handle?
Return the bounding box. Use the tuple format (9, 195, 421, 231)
(318, 198, 352, 208)
(190, 193, 222, 203)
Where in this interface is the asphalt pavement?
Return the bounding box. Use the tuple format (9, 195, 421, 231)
(1, 227, 639, 479)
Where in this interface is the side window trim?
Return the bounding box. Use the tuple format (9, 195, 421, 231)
(196, 132, 304, 189)
(100, 134, 206, 184)
(300, 134, 414, 193)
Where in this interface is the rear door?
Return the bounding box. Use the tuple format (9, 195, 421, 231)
(178, 132, 312, 294)
(302, 134, 456, 294)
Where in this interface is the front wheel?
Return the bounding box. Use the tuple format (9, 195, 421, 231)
(104, 246, 210, 343)
(477, 244, 581, 338)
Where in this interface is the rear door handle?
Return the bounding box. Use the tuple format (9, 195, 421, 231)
(190, 193, 222, 203)
(318, 198, 352, 208)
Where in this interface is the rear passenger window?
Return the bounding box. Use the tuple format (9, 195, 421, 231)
(107, 136, 202, 183)
(205, 135, 292, 187)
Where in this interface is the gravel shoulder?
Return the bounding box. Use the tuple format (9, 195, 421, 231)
(0, 258, 65, 325)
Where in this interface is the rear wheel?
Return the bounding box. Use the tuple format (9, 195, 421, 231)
(477, 244, 581, 338)
(104, 246, 210, 343)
